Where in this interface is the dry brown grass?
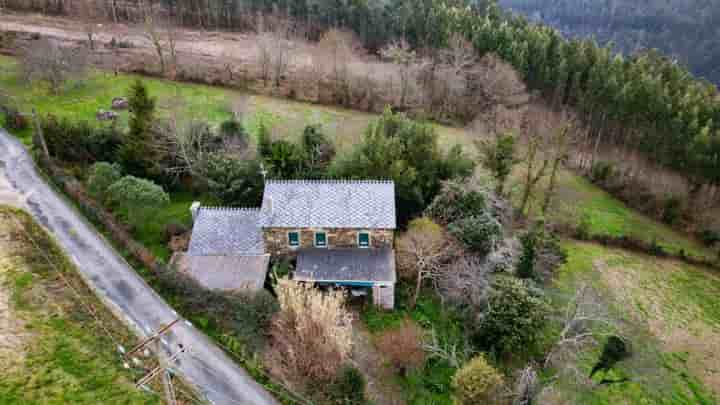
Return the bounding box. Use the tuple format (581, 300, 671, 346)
(266, 279, 354, 385)
(0, 228, 29, 372)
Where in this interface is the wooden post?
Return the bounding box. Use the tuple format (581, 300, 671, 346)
(31, 108, 50, 161)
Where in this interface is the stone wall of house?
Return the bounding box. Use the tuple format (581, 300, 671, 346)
(263, 227, 394, 257)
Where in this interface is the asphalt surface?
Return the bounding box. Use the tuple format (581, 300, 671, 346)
(0, 129, 279, 405)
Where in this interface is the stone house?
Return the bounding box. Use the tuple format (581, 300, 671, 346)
(183, 180, 397, 309)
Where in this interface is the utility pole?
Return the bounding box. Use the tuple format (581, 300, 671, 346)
(127, 319, 183, 404)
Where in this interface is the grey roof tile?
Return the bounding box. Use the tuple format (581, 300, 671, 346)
(176, 254, 270, 291)
(260, 180, 396, 229)
(294, 248, 396, 283)
(187, 207, 265, 255)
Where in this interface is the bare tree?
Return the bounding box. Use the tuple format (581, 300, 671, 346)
(22, 39, 88, 94)
(142, 4, 166, 75)
(256, 17, 293, 88)
(381, 40, 419, 108)
(542, 122, 574, 215)
(544, 284, 619, 370)
(318, 29, 354, 104)
(396, 217, 458, 308)
(77, 0, 103, 50)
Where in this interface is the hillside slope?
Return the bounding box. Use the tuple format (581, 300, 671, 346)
(498, 0, 720, 86)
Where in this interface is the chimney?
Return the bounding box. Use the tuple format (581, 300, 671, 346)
(190, 201, 201, 222)
(264, 196, 273, 216)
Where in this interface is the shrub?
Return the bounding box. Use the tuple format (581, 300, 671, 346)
(516, 229, 538, 279)
(476, 131, 517, 195)
(661, 195, 683, 225)
(87, 162, 122, 201)
(425, 181, 487, 225)
(448, 212, 502, 256)
(473, 277, 549, 356)
(327, 366, 367, 405)
(203, 155, 264, 206)
(452, 354, 504, 405)
(590, 336, 630, 377)
(575, 211, 593, 240)
(106, 176, 169, 228)
(42, 116, 122, 163)
(267, 279, 353, 384)
(699, 229, 720, 247)
(376, 319, 426, 375)
(300, 125, 336, 177)
(590, 161, 614, 184)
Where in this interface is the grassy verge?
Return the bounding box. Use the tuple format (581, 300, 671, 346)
(546, 240, 719, 404)
(0, 206, 160, 404)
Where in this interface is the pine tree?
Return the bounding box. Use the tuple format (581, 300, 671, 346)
(118, 80, 156, 176)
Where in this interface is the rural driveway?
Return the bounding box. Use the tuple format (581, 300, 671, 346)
(0, 129, 279, 405)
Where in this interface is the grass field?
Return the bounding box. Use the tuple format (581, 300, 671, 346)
(546, 240, 720, 404)
(0, 206, 158, 404)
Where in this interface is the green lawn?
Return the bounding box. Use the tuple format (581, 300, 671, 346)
(0, 206, 158, 404)
(547, 240, 720, 404)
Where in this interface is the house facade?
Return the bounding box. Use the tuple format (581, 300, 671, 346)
(183, 180, 397, 309)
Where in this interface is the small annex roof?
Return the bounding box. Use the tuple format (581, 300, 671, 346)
(187, 207, 264, 256)
(175, 254, 270, 291)
(294, 248, 396, 284)
(260, 180, 396, 229)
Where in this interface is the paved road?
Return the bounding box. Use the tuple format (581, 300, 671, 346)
(0, 129, 279, 405)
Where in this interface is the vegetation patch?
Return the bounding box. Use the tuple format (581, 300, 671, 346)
(547, 241, 719, 403)
(0, 206, 157, 404)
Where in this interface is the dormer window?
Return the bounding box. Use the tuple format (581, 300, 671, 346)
(314, 231, 327, 248)
(358, 232, 370, 248)
(288, 231, 300, 247)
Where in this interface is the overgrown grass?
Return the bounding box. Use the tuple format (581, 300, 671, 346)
(547, 240, 719, 404)
(361, 286, 467, 404)
(0, 206, 158, 404)
(512, 168, 714, 260)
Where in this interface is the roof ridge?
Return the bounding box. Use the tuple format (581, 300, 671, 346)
(265, 179, 394, 184)
(200, 206, 261, 212)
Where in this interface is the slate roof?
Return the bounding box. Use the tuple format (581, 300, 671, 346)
(260, 180, 396, 229)
(176, 254, 270, 291)
(294, 248, 396, 283)
(187, 207, 265, 255)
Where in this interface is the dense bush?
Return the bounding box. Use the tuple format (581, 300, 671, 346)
(42, 116, 121, 164)
(477, 131, 517, 195)
(332, 108, 474, 225)
(106, 176, 170, 227)
(473, 277, 549, 357)
(375, 319, 426, 376)
(448, 212, 503, 256)
(590, 161, 615, 184)
(203, 155, 265, 206)
(516, 229, 538, 279)
(300, 125, 336, 177)
(451, 354, 504, 405)
(87, 162, 122, 201)
(425, 181, 487, 225)
(155, 267, 278, 351)
(699, 229, 720, 247)
(590, 336, 630, 377)
(163, 223, 189, 243)
(661, 195, 683, 225)
(326, 366, 367, 405)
